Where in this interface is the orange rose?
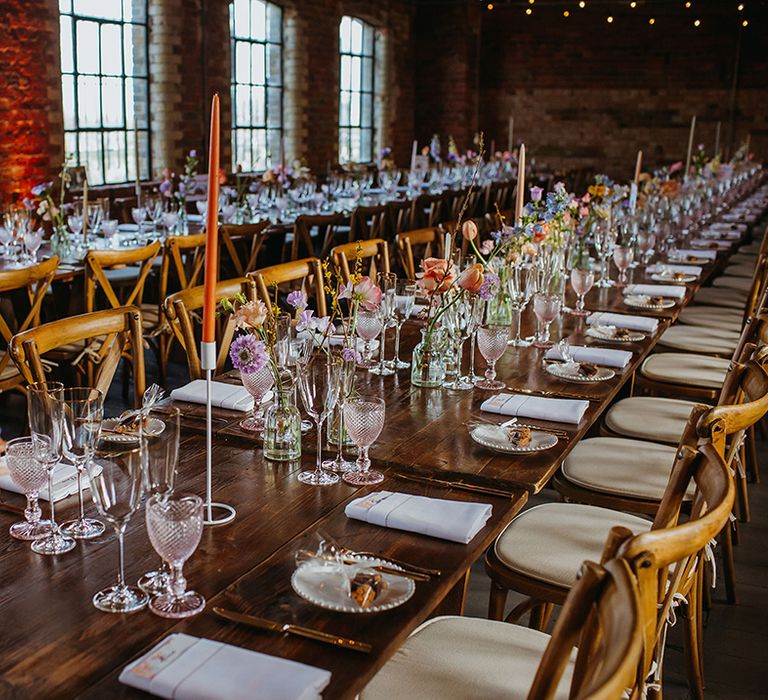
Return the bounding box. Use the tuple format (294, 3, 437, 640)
(233, 299, 268, 329)
(461, 220, 478, 241)
(458, 263, 484, 294)
(417, 257, 457, 295)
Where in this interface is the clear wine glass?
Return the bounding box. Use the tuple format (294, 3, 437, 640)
(322, 354, 356, 473)
(240, 364, 275, 432)
(475, 324, 509, 390)
(27, 381, 75, 555)
(137, 407, 180, 596)
(569, 268, 595, 316)
(391, 279, 416, 369)
(593, 218, 617, 288)
(370, 273, 396, 376)
(145, 493, 205, 618)
(355, 309, 383, 369)
(101, 219, 119, 246)
(443, 295, 477, 391)
(637, 231, 656, 266)
(613, 245, 634, 287)
(467, 295, 486, 383)
(507, 262, 533, 347)
(59, 387, 105, 540)
(68, 214, 84, 238)
(23, 228, 43, 262)
(342, 396, 385, 486)
(297, 354, 340, 486)
(5, 437, 53, 541)
(162, 211, 178, 236)
(532, 293, 562, 349)
(87, 441, 148, 613)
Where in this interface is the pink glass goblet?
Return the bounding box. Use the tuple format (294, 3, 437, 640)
(342, 397, 385, 486)
(613, 246, 634, 287)
(240, 364, 275, 432)
(532, 293, 562, 349)
(569, 268, 595, 316)
(355, 310, 383, 369)
(6, 437, 53, 541)
(475, 324, 509, 390)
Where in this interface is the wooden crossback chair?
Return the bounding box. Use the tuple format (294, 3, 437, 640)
(9, 307, 146, 408)
(291, 212, 350, 261)
(411, 193, 445, 229)
(485, 438, 734, 700)
(350, 204, 388, 241)
(394, 227, 442, 280)
(219, 221, 272, 277)
(331, 238, 390, 284)
(361, 556, 643, 700)
(0, 257, 59, 394)
(248, 257, 327, 317)
(484, 207, 515, 233)
(163, 277, 257, 380)
(386, 199, 413, 237)
(483, 180, 514, 214)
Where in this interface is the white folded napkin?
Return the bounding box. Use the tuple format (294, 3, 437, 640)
(690, 239, 733, 250)
(119, 633, 331, 700)
(624, 284, 686, 300)
(480, 392, 589, 425)
(670, 248, 718, 261)
(710, 222, 747, 232)
(545, 344, 632, 368)
(702, 229, 741, 240)
(345, 491, 492, 544)
(0, 457, 85, 503)
(170, 380, 254, 412)
(646, 263, 703, 277)
(587, 312, 658, 333)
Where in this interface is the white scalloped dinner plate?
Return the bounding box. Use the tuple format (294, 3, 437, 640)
(546, 362, 615, 383)
(470, 424, 558, 453)
(624, 295, 675, 310)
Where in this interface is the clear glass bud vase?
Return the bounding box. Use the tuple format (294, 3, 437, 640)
(263, 386, 301, 461)
(410, 328, 447, 388)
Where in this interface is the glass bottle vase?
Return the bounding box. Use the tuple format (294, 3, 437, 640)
(410, 328, 447, 388)
(262, 387, 301, 461)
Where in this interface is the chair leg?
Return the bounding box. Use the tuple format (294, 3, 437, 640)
(736, 447, 751, 523)
(539, 602, 555, 631)
(487, 582, 507, 621)
(529, 603, 547, 631)
(682, 587, 705, 700)
(747, 427, 760, 484)
(721, 523, 738, 604)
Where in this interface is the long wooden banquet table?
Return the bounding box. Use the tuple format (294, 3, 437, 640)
(0, 240, 743, 699)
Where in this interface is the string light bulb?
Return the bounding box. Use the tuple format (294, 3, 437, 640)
(630, 1, 637, 7)
(742, 19, 748, 26)
(579, 1, 586, 8)
(685, 2, 691, 8)
(486, 2, 493, 9)
(694, 18, 701, 26)
(525, 7, 532, 15)
(737, 3, 744, 10)
(607, 15, 614, 23)
(649, 17, 656, 24)
(563, 10, 570, 17)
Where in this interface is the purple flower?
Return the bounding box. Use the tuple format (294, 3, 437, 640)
(22, 197, 34, 210)
(189, 149, 197, 158)
(341, 346, 360, 363)
(178, 182, 186, 195)
(529, 186, 543, 202)
(296, 309, 315, 332)
(287, 290, 307, 311)
(229, 334, 268, 374)
(31, 182, 52, 197)
(478, 272, 500, 301)
(379, 147, 392, 158)
(159, 179, 172, 196)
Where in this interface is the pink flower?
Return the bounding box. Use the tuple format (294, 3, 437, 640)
(338, 275, 382, 311)
(522, 241, 538, 257)
(480, 239, 495, 256)
(669, 161, 683, 174)
(458, 263, 484, 294)
(416, 258, 457, 295)
(462, 220, 479, 241)
(232, 300, 267, 330)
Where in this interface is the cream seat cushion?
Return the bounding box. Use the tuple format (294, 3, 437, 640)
(493, 503, 651, 589)
(677, 306, 743, 332)
(712, 276, 753, 293)
(360, 615, 573, 700)
(729, 253, 758, 266)
(640, 353, 730, 389)
(656, 325, 740, 355)
(605, 396, 700, 444)
(692, 286, 747, 310)
(561, 437, 689, 502)
(725, 262, 758, 278)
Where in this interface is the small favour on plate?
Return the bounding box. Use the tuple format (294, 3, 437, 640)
(506, 425, 532, 447)
(350, 571, 388, 609)
(624, 294, 675, 310)
(469, 422, 558, 453)
(546, 361, 615, 383)
(587, 325, 645, 343)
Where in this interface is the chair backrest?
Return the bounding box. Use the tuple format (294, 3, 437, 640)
(84, 241, 161, 314)
(484, 207, 514, 232)
(292, 212, 349, 260)
(386, 199, 413, 237)
(739, 254, 768, 324)
(164, 277, 257, 379)
(484, 180, 514, 214)
(350, 205, 388, 241)
(412, 193, 445, 228)
(249, 257, 327, 317)
(158, 232, 208, 303)
(9, 306, 146, 407)
(0, 257, 59, 391)
(527, 559, 643, 700)
(219, 221, 272, 277)
(395, 227, 441, 280)
(332, 238, 390, 284)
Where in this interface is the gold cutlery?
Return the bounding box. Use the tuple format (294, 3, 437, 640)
(393, 471, 518, 499)
(340, 560, 431, 581)
(212, 607, 372, 653)
(344, 550, 442, 578)
(506, 386, 600, 402)
(467, 418, 570, 440)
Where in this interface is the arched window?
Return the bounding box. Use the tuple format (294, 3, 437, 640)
(59, 0, 150, 185)
(339, 16, 375, 163)
(230, 0, 283, 171)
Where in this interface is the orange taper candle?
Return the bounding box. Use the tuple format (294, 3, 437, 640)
(202, 94, 220, 344)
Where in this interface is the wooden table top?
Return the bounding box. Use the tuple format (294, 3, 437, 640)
(0, 231, 745, 699)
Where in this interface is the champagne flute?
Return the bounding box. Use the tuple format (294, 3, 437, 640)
(391, 279, 416, 369)
(5, 437, 53, 540)
(323, 354, 356, 473)
(507, 262, 533, 347)
(87, 441, 148, 613)
(146, 493, 205, 618)
(27, 381, 75, 555)
(296, 354, 340, 486)
(569, 268, 595, 316)
(613, 245, 634, 287)
(355, 309, 383, 369)
(475, 324, 509, 390)
(342, 396, 385, 486)
(370, 272, 396, 376)
(59, 387, 105, 540)
(138, 407, 180, 595)
(532, 293, 562, 349)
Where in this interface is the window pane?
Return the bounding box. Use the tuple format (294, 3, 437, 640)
(77, 75, 101, 127)
(60, 16, 74, 73)
(232, 0, 248, 38)
(123, 0, 146, 23)
(363, 24, 374, 56)
(65, 132, 77, 161)
(361, 128, 372, 161)
(101, 23, 123, 75)
(251, 43, 265, 85)
(251, 85, 265, 125)
(350, 19, 363, 54)
(76, 20, 100, 73)
(235, 41, 250, 83)
(235, 84, 250, 126)
(361, 93, 373, 128)
(350, 91, 360, 127)
(350, 56, 361, 91)
(60, 0, 72, 12)
(103, 130, 126, 183)
(235, 128, 250, 171)
(266, 3, 281, 42)
(133, 77, 148, 128)
(62, 75, 76, 130)
(339, 16, 351, 52)
(362, 57, 373, 92)
(339, 91, 350, 127)
(340, 54, 351, 91)
(266, 129, 280, 169)
(339, 129, 350, 164)
(126, 24, 147, 76)
(74, 0, 121, 20)
(266, 43, 281, 86)
(102, 76, 124, 127)
(350, 129, 361, 162)
(267, 87, 281, 128)
(251, 0, 266, 41)
(79, 131, 103, 182)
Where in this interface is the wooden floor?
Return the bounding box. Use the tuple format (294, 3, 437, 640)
(464, 460, 768, 699)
